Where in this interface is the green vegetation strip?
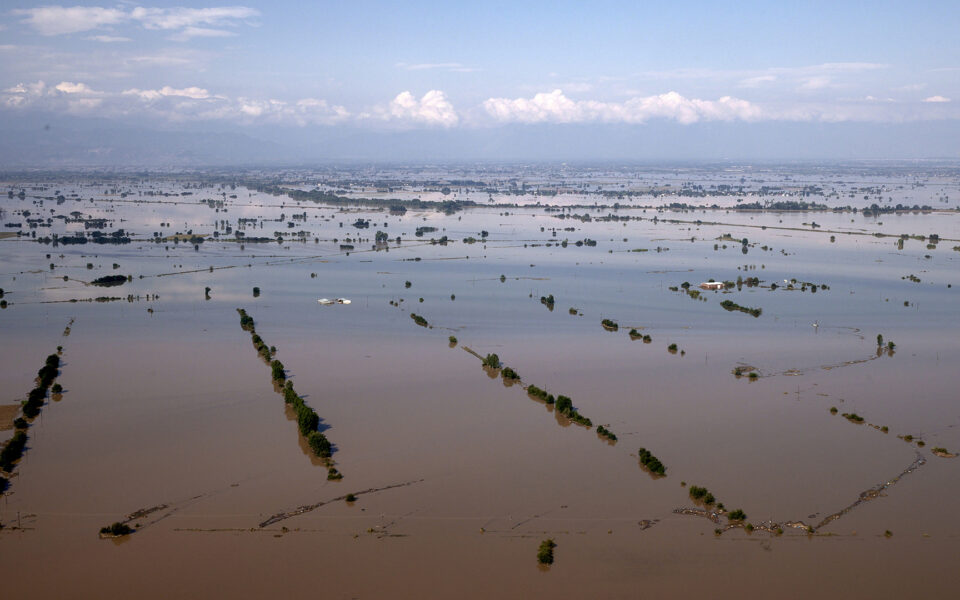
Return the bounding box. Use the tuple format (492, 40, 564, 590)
(237, 309, 341, 480)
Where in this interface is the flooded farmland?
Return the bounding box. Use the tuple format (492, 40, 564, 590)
(1, 164, 959, 598)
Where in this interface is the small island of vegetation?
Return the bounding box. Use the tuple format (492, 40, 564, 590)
(638, 448, 666, 475)
(720, 300, 762, 317)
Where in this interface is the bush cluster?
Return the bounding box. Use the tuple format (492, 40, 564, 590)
(501, 366, 520, 380)
(719, 300, 762, 317)
(555, 395, 592, 427)
(688, 485, 716, 505)
(526, 384, 555, 404)
(638, 448, 666, 476)
(601, 319, 618, 331)
(99, 522, 133, 536)
(482, 353, 500, 369)
(596, 425, 618, 441)
(537, 539, 557, 565)
(1, 431, 28, 473)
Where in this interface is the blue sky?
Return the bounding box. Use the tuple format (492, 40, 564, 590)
(0, 1, 958, 159)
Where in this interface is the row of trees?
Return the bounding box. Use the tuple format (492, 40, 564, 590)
(237, 309, 341, 480)
(2, 350, 64, 491)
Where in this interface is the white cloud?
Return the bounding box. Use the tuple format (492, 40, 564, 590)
(124, 86, 213, 100)
(799, 77, 832, 91)
(386, 90, 459, 127)
(2, 80, 957, 128)
(86, 35, 132, 43)
(54, 81, 100, 95)
(483, 90, 761, 125)
(130, 7, 259, 30)
(739, 75, 776, 88)
(168, 26, 236, 41)
(14, 6, 126, 36)
(16, 5, 259, 39)
(1, 79, 348, 125)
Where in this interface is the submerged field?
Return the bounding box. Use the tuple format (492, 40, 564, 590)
(1, 166, 959, 598)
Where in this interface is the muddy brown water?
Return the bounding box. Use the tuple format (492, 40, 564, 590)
(1, 175, 960, 598)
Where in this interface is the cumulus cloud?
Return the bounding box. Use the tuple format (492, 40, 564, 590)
(2, 79, 348, 125)
(15, 5, 259, 40)
(3, 81, 957, 127)
(54, 81, 101, 95)
(483, 90, 761, 125)
(385, 90, 459, 127)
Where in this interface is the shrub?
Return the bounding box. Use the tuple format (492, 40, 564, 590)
(99, 522, 133, 536)
(1, 431, 28, 472)
(308, 431, 332, 458)
(482, 353, 500, 369)
(727, 509, 747, 522)
(297, 405, 320, 436)
(52, 383, 63, 394)
(526, 385, 553, 404)
(601, 318, 618, 331)
(596, 425, 617, 441)
(501, 366, 520, 380)
(448, 336, 457, 344)
(537, 539, 557, 565)
(271, 359, 286, 382)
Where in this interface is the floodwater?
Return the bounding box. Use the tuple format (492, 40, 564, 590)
(1, 168, 959, 598)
